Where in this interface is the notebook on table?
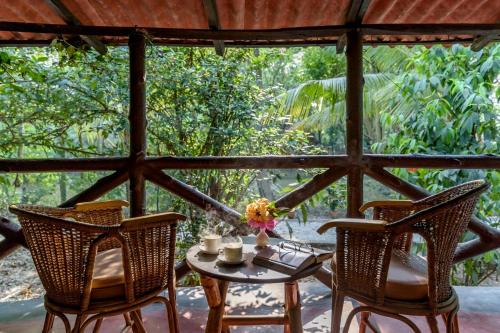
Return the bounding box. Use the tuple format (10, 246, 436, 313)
(252, 241, 333, 275)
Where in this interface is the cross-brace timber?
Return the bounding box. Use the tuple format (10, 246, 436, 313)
(275, 167, 347, 209)
(364, 165, 500, 263)
(59, 168, 129, 208)
(143, 166, 252, 235)
(0, 216, 27, 259)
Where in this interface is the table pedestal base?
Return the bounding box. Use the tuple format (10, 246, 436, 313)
(201, 276, 303, 333)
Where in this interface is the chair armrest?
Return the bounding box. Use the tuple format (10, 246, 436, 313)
(359, 200, 414, 213)
(73, 200, 129, 211)
(121, 212, 186, 229)
(317, 218, 387, 234)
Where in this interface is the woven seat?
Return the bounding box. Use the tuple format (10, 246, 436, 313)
(9, 200, 186, 333)
(91, 248, 125, 301)
(318, 180, 489, 333)
(332, 249, 428, 301)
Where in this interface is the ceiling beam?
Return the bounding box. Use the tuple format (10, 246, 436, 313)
(0, 22, 498, 40)
(337, 0, 372, 53)
(471, 34, 499, 51)
(45, 0, 107, 54)
(202, 0, 224, 56)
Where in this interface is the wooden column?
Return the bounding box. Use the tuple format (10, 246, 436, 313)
(345, 29, 364, 217)
(128, 32, 147, 217)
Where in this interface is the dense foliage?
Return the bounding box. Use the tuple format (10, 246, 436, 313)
(0, 41, 498, 286)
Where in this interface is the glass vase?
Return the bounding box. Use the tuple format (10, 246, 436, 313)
(255, 228, 269, 247)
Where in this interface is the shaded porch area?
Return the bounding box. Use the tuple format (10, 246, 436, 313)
(1, 283, 498, 333)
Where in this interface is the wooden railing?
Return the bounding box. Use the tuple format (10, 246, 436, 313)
(1, 154, 499, 266)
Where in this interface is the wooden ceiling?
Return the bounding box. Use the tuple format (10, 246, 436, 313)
(0, 0, 498, 52)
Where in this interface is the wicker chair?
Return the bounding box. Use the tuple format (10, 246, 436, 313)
(9, 200, 186, 333)
(317, 180, 488, 333)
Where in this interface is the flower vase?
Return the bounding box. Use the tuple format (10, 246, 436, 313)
(256, 228, 269, 247)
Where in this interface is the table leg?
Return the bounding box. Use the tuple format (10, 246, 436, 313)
(285, 281, 303, 333)
(201, 275, 229, 333)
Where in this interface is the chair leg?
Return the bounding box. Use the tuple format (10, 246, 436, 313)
(426, 316, 439, 333)
(444, 310, 460, 333)
(332, 288, 345, 333)
(168, 284, 180, 333)
(71, 315, 84, 333)
(42, 312, 55, 333)
(92, 318, 103, 333)
(358, 312, 370, 333)
(131, 311, 147, 333)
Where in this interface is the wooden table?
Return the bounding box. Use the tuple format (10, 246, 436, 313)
(186, 242, 321, 333)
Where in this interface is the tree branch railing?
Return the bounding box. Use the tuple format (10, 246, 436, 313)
(0, 153, 499, 282)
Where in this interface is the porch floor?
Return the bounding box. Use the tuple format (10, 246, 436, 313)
(0, 283, 498, 333)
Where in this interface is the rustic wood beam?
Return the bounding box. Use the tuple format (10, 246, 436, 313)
(360, 24, 500, 36)
(59, 168, 129, 208)
(0, 154, 497, 174)
(0, 216, 27, 248)
(471, 34, 499, 51)
(4, 37, 493, 48)
(45, 0, 107, 54)
(1, 22, 497, 41)
(346, 30, 364, 218)
(202, 0, 225, 56)
(0, 157, 127, 172)
(364, 166, 500, 262)
(128, 32, 147, 217)
(0, 239, 20, 260)
(275, 167, 347, 209)
(338, 0, 372, 53)
(0, 216, 27, 259)
(364, 154, 500, 169)
(346, 0, 372, 24)
(143, 166, 253, 235)
(146, 155, 349, 169)
(175, 259, 192, 281)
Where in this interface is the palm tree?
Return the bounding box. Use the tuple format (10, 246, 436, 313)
(278, 46, 416, 144)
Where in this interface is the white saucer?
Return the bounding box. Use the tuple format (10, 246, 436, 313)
(217, 254, 245, 265)
(198, 245, 220, 255)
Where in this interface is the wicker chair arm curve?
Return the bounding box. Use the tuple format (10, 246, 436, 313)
(121, 212, 187, 230)
(317, 218, 388, 234)
(385, 181, 489, 233)
(359, 200, 414, 213)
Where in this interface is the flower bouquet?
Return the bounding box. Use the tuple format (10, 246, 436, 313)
(244, 198, 288, 247)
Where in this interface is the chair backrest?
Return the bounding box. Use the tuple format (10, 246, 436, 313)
(119, 214, 182, 301)
(9, 204, 113, 309)
(390, 180, 488, 306)
(63, 201, 126, 251)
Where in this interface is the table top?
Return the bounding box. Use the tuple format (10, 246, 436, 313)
(186, 242, 321, 284)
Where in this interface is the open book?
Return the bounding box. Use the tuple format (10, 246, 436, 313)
(252, 241, 333, 275)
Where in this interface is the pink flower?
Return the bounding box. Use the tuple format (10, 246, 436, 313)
(247, 218, 277, 230)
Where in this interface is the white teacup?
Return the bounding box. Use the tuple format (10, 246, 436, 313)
(222, 242, 243, 262)
(201, 234, 222, 253)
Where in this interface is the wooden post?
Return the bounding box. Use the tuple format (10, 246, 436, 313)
(345, 29, 364, 217)
(128, 32, 147, 217)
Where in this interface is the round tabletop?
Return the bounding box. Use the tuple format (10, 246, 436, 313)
(186, 242, 321, 284)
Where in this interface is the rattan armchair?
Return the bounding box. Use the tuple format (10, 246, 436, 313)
(317, 180, 488, 333)
(9, 200, 186, 333)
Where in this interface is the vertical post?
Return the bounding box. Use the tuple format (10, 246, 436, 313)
(128, 32, 147, 217)
(345, 29, 364, 218)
